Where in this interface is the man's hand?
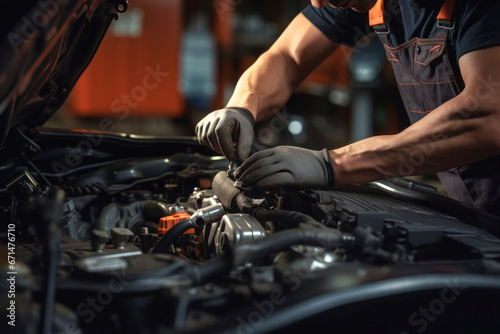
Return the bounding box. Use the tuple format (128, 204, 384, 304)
(195, 107, 255, 163)
(234, 146, 335, 190)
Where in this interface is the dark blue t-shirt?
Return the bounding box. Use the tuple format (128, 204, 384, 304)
(303, 0, 500, 76)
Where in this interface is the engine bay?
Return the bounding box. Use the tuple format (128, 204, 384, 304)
(1, 131, 500, 334)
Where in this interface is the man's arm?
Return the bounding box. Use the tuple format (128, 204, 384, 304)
(196, 13, 340, 162)
(226, 13, 340, 121)
(330, 46, 500, 184)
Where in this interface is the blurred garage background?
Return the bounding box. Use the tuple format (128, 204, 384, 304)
(46, 0, 408, 154)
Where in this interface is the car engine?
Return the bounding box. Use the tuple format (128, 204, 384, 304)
(1, 130, 500, 334)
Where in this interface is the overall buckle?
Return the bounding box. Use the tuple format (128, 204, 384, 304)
(437, 19, 455, 30)
(373, 24, 390, 35)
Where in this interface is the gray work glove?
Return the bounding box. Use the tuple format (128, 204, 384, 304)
(195, 107, 255, 163)
(234, 146, 335, 190)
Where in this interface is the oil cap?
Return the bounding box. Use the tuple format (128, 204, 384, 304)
(158, 211, 193, 236)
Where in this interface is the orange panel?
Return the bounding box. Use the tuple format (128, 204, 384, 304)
(69, 0, 184, 118)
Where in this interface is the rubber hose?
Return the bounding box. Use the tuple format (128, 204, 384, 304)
(233, 227, 355, 265)
(189, 247, 234, 285)
(151, 219, 192, 253)
(251, 208, 316, 227)
(190, 227, 355, 284)
(212, 171, 241, 210)
(96, 200, 170, 233)
(234, 192, 252, 213)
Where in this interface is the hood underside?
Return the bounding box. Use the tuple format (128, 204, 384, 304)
(0, 0, 127, 145)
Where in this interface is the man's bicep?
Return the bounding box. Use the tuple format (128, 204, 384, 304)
(458, 46, 500, 149)
(459, 46, 500, 109)
(270, 13, 340, 81)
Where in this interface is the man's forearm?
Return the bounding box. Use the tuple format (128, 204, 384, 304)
(226, 13, 340, 122)
(331, 46, 500, 185)
(226, 49, 298, 122)
(330, 92, 500, 184)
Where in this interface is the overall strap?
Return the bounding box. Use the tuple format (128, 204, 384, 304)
(369, 0, 389, 35)
(437, 0, 456, 26)
(436, 0, 456, 38)
(369, 0, 457, 37)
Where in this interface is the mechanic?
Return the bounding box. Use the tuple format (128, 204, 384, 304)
(195, 0, 500, 216)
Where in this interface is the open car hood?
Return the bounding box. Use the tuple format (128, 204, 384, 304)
(0, 0, 128, 145)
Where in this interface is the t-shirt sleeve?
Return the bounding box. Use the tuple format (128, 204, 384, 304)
(302, 5, 369, 48)
(455, 0, 500, 58)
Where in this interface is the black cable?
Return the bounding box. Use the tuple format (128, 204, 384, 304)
(151, 219, 192, 253)
(40, 158, 132, 178)
(17, 128, 52, 186)
(105, 169, 178, 195)
(251, 207, 319, 227)
(40, 222, 59, 334)
(61, 183, 109, 197)
(20, 152, 52, 186)
(58, 169, 177, 198)
(16, 127, 42, 152)
(233, 192, 324, 229)
(39, 188, 64, 334)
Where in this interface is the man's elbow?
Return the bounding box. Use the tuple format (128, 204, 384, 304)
(456, 87, 500, 152)
(491, 111, 500, 152)
(477, 103, 500, 153)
